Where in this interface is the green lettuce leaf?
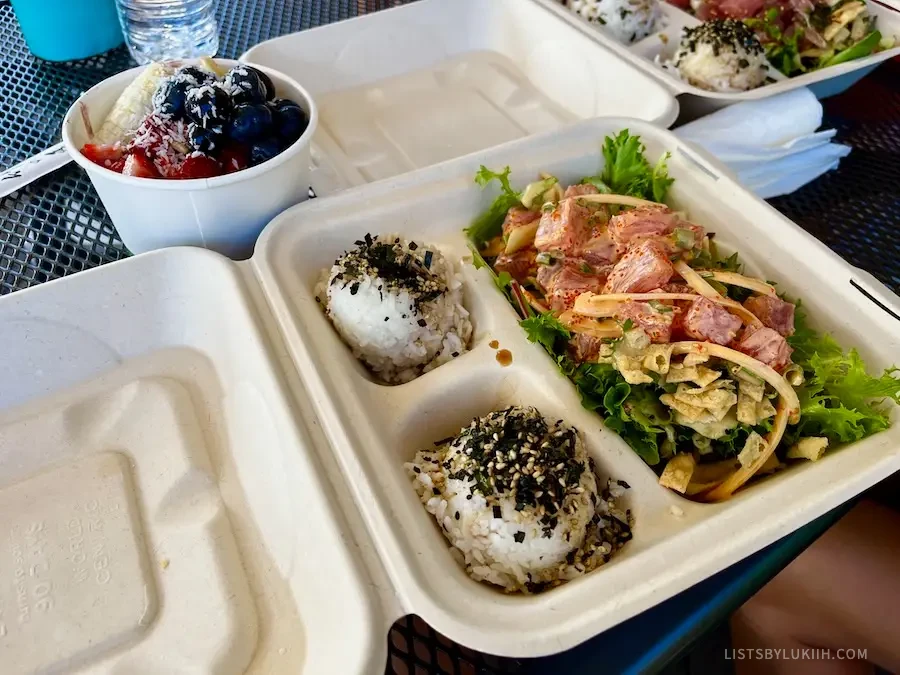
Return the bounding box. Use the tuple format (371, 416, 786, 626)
(652, 152, 675, 203)
(786, 301, 900, 445)
(520, 312, 570, 354)
(465, 166, 522, 247)
(582, 130, 673, 203)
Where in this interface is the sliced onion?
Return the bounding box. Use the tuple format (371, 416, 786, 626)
(574, 292, 697, 318)
(673, 261, 762, 325)
(670, 342, 800, 422)
(559, 311, 623, 339)
(702, 271, 777, 297)
(505, 221, 539, 254)
(572, 194, 663, 208)
(574, 290, 761, 325)
(674, 260, 724, 300)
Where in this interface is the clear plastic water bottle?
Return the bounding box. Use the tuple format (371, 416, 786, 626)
(115, 0, 219, 65)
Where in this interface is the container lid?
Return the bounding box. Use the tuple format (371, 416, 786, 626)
(241, 0, 679, 193)
(0, 250, 389, 674)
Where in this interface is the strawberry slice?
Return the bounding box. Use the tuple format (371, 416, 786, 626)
(82, 143, 124, 169)
(219, 143, 249, 174)
(122, 150, 160, 178)
(107, 158, 126, 173)
(174, 155, 222, 179)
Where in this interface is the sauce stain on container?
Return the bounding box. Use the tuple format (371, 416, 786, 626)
(489, 339, 499, 349)
(496, 349, 512, 366)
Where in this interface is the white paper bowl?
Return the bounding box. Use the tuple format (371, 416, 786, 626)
(62, 59, 318, 259)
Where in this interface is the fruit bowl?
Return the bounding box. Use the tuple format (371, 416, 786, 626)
(62, 59, 318, 259)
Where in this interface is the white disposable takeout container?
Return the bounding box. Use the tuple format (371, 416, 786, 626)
(241, 0, 679, 193)
(4, 118, 900, 672)
(532, 0, 900, 110)
(62, 59, 319, 260)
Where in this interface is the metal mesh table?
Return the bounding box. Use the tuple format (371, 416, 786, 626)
(1, 0, 899, 673)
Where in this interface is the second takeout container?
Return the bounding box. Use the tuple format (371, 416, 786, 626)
(3, 118, 900, 671)
(531, 0, 900, 112)
(61, 59, 318, 260)
(241, 0, 679, 193)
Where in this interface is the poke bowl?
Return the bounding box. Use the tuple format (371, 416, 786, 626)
(248, 117, 900, 655)
(533, 0, 900, 107)
(62, 58, 318, 259)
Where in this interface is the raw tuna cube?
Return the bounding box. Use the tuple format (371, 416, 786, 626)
(564, 184, 600, 199)
(535, 198, 591, 255)
(608, 205, 677, 245)
(494, 246, 537, 283)
(683, 297, 743, 345)
(570, 332, 604, 362)
(735, 324, 793, 372)
(579, 226, 620, 266)
(604, 240, 674, 294)
(544, 263, 606, 312)
(616, 301, 675, 343)
(608, 205, 705, 251)
(502, 206, 540, 237)
(744, 295, 795, 336)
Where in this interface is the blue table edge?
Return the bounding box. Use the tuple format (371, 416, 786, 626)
(517, 501, 854, 674)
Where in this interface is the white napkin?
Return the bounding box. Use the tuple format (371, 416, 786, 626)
(674, 88, 851, 199)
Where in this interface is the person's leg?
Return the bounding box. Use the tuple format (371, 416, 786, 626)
(731, 500, 900, 675)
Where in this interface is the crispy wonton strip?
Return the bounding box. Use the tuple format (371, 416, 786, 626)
(574, 194, 663, 208)
(699, 400, 790, 502)
(670, 341, 800, 422)
(685, 459, 739, 495)
(659, 453, 697, 493)
(673, 261, 762, 326)
(702, 271, 777, 297)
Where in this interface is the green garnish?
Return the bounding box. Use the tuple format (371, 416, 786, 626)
(786, 301, 900, 444)
(581, 130, 672, 203)
(520, 312, 571, 354)
(673, 227, 695, 250)
(465, 166, 523, 247)
(821, 30, 881, 68)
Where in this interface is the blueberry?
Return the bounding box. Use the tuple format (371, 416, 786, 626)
(270, 98, 309, 145)
(152, 79, 192, 119)
(188, 123, 225, 154)
(177, 65, 217, 86)
(224, 65, 268, 106)
(249, 137, 283, 166)
(227, 103, 273, 143)
(258, 70, 276, 101)
(185, 84, 233, 128)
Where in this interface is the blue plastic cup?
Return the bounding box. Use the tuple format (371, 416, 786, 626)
(10, 0, 124, 62)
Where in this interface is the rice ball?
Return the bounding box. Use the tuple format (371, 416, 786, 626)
(674, 19, 768, 92)
(406, 406, 633, 593)
(318, 234, 472, 384)
(567, 0, 661, 44)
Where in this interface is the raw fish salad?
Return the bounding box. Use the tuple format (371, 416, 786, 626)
(466, 130, 900, 501)
(555, 0, 896, 91)
(679, 0, 896, 79)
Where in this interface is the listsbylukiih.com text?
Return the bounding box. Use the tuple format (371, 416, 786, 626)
(726, 648, 868, 661)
